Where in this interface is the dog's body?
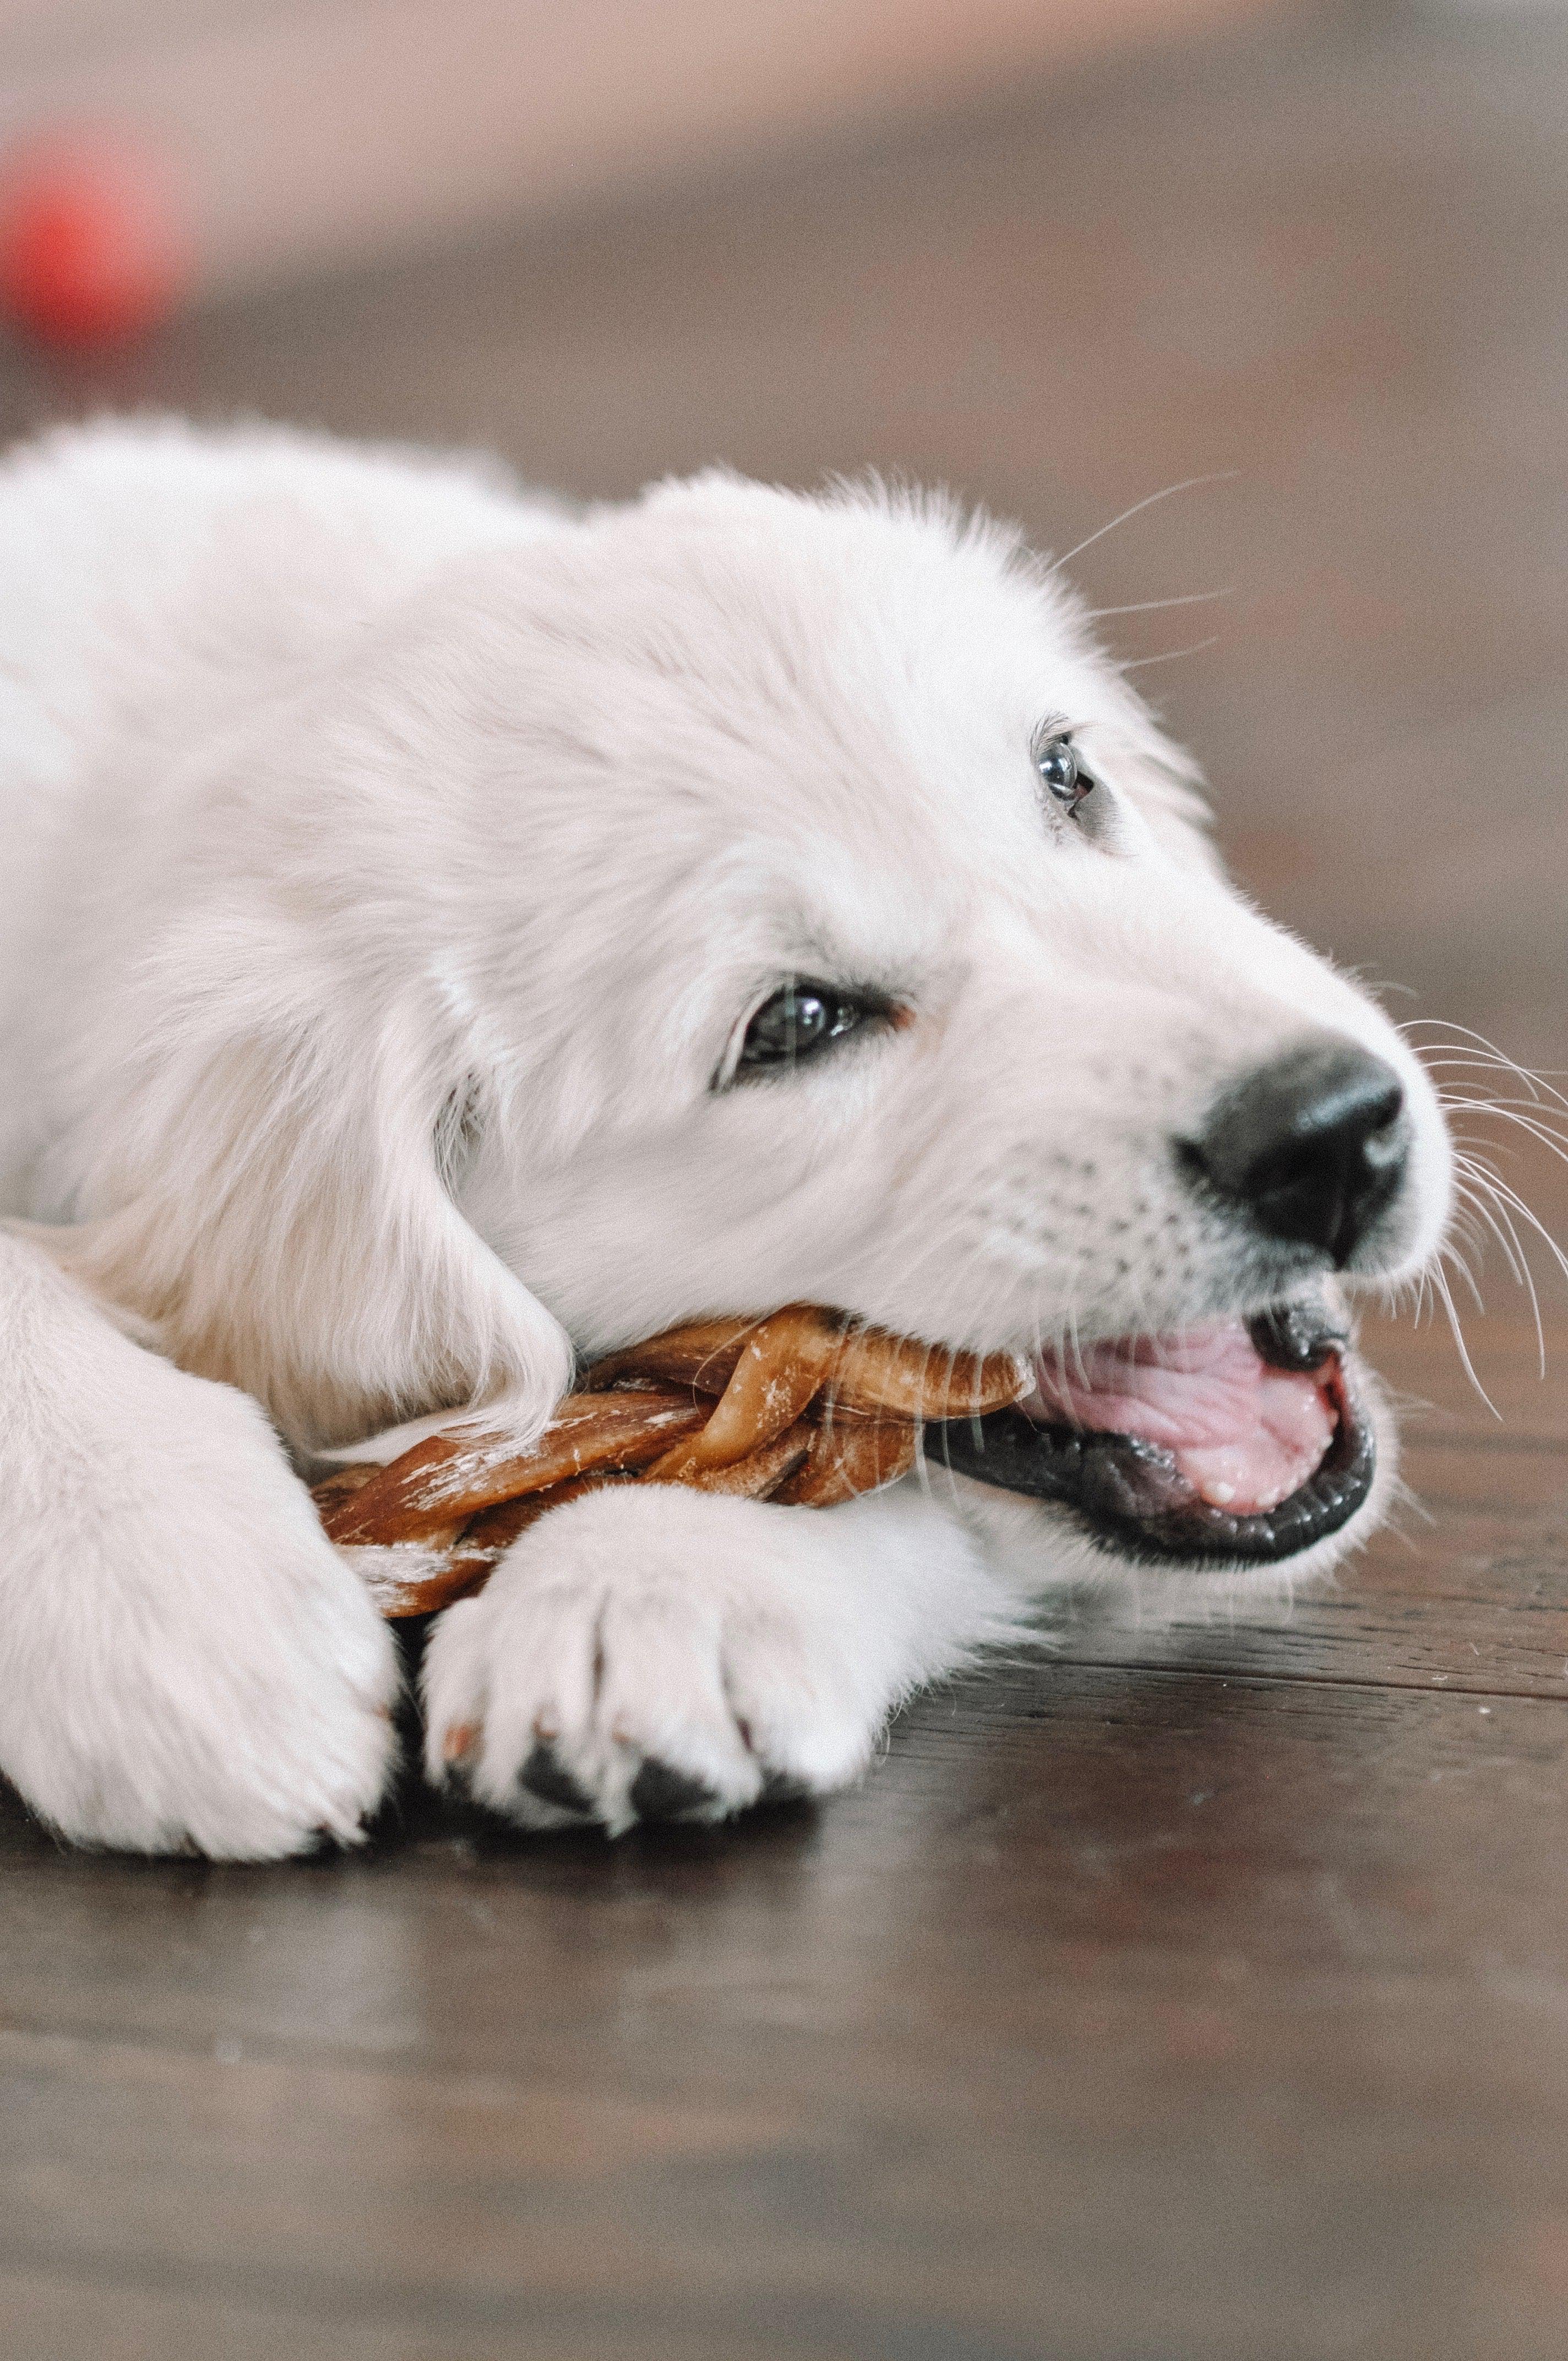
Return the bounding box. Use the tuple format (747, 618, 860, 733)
(0, 420, 1451, 1853)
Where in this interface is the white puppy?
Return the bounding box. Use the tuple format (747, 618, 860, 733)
(0, 420, 1451, 1853)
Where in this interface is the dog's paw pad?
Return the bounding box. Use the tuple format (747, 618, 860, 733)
(516, 1740, 596, 1818)
(628, 1758, 722, 1824)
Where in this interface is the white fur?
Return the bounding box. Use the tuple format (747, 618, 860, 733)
(0, 1230, 394, 1855)
(0, 419, 1452, 1852)
(424, 1479, 1022, 1832)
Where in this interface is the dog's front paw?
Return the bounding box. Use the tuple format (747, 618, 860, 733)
(1, 1381, 398, 1860)
(422, 1485, 892, 1831)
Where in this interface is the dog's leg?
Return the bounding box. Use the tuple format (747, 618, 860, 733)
(0, 1230, 398, 1857)
(422, 1478, 1037, 1830)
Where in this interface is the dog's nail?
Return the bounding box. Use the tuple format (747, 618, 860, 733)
(532, 1710, 561, 1740)
(628, 1759, 720, 1823)
(442, 1721, 478, 1767)
(517, 1742, 596, 1817)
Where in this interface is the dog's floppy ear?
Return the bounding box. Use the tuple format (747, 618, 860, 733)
(37, 993, 573, 1454)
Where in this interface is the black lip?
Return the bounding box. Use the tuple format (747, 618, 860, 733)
(1246, 1302, 1347, 1373)
(923, 1341, 1374, 1568)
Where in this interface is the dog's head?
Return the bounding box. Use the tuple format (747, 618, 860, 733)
(409, 472, 1449, 1585)
(64, 469, 1451, 1585)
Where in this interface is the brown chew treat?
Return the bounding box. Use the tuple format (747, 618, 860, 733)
(320, 1391, 707, 1546)
(315, 1304, 1030, 1617)
(774, 1418, 916, 1508)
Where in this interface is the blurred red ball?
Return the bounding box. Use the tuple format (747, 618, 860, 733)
(0, 133, 191, 351)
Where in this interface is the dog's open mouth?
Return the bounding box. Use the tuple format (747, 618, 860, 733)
(924, 1303, 1374, 1564)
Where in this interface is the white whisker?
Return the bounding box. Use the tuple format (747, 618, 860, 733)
(1051, 471, 1240, 572)
(1119, 634, 1222, 674)
(1085, 587, 1233, 621)
(1428, 1258, 1500, 1418)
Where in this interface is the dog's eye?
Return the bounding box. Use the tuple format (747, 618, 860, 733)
(736, 980, 876, 1075)
(1033, 731, 1095, 817)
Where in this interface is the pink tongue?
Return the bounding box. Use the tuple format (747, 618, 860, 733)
(1028, 1320, 1335, 1516)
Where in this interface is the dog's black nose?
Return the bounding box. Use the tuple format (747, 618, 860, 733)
(1185, 1042, 1408, 1266)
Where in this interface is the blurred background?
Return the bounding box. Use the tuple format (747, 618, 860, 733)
(0, 0, 1563, 1081)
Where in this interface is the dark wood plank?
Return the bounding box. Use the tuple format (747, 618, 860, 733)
(5, 1673, 1568, 2358)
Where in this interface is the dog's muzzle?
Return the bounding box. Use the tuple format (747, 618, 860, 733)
(924, 1301, 1374, 1566)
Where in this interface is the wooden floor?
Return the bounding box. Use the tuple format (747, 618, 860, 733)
(5, 7, 1568, 2357)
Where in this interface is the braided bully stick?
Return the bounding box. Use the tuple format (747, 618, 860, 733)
(315, 1305, 1030, 1617)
